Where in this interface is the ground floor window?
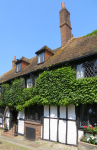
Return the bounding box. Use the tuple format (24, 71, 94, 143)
(80, 104, 97, 127)
(25, 105, 43, 123)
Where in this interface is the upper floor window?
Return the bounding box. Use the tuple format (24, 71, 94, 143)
(76, 60, 97, 79)
(16, 63, 21, 72)
(26, 78, 32, 88)
(37, 52, 44, 64)
(26, 74, 39, 88)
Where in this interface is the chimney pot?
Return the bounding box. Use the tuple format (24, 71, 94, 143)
(14, 56, 16, 60)
(61, 2, 65, 9)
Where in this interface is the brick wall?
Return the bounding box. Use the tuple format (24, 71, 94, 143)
(45, 50, 53, 62)
(59, 5, 72, 47)
(24, 121, 42, 140)
(21, 61, 29, 70)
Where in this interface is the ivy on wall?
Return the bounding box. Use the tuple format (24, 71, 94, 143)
(0, 65, 97, 111)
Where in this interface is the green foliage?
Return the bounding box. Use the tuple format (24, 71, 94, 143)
(83, 30, 97, 37)
(1, 65, 97, 111)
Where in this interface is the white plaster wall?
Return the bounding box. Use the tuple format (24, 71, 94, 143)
(50, 119, 57, 141)
(78, 130, 84, 141)
(17, 110, 25, 119)
(68, 104, 76, 120)
(59, 120, 66, 143)
(5, 118, 9, 130)
(60, 106, 66, 119)
(6, 110, 10, 117)
(18, 120, 24, 134)
(44, 106, 49, 117)
(50, 106, 57, 118)
(44, 118, 49, 140)
(67, 121, 76, 145)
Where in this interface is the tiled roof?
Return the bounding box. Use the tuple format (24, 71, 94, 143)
(35, 45, 54, 54)
(16, 56, 30, 64)
(0, 34, 97, 83)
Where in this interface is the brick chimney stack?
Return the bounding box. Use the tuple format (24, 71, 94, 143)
(59, 2, 72, 47)
(12, 56, 16, 68)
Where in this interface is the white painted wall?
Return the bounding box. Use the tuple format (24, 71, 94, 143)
(50, 106, 57, 118)
(5, 118, 10, 130)
(18, 120, 24, 134)
(68, 104, 76, 120)
(78, 130, 84, 141)
(50, 119, 57, 141)
(60, 106, 66, 119)
(17, 110, 25, 119)
(59, 120, 66, 143)
(44, 118, 49, 140)
(44, 105, 49, 117)
(67, 121, 77, 145)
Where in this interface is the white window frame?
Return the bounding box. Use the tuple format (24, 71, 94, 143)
(37, 52, 44, 64)
(16, 63, 21, 72)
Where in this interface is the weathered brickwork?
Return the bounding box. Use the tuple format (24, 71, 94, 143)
(24, 121, 42, 140)
(45, 50, 53, 62)
(21, 61, 29, 71)
(59, 3, 72, 47)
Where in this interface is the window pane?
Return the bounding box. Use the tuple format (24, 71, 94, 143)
(27, 78, 32, 88)
(84, 62, 94, 77)
(38, 54, 40, 63)
(16, 64, 18, 72)
(25, 105, 43, 122)
(80, 104, 97, 127)
(76, 64, 84, 79)
(42, 52, 44, 62)
(19, 63, 21, 71)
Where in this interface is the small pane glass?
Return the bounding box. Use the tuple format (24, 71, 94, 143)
(76, 64, 84, 79)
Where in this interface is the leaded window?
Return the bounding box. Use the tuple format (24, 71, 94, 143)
(25, 105, 43, 123)
(80, 104, 97, 127)
(26, 74, 39, 88)
(76, 60, 97, 79)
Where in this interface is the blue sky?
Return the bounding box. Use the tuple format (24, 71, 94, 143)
(0, 0, 97, 76)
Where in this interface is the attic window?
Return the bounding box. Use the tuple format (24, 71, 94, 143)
(16, 63, 21, 72)
(37, 52, 44, 64)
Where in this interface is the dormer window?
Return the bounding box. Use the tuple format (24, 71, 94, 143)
(38, 52, 44, 64)
(16, 63, 21, 72)
(35, 45, 54, 65)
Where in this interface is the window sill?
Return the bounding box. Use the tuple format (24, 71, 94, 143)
(24, 120, 42, 125)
